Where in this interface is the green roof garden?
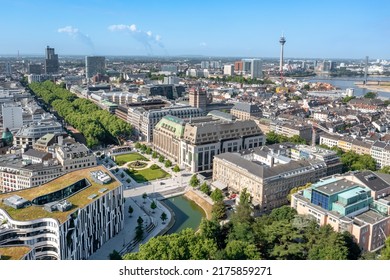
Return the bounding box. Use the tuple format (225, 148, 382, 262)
(0, 246, 32, 260)
(0, 166, 121, 224)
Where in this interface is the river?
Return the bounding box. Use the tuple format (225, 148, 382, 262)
(304, 76, 390, 98)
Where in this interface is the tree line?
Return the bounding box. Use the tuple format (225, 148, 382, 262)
(29, 81, 132, 147)
(121, 189, 363, 260)
(266, 131, 308, 145)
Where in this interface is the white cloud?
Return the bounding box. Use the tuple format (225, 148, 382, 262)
(108, 23, 165, 54)
(58, 26, 79, 35)
(57, 25, 94, 51)
(130, 24, 137, 32)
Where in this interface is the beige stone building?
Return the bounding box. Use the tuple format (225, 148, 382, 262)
(153, 111, 265, 172)
(270, 121, 312, 142)
(212, 152, 328, 213)
(230, 102, 262, 120)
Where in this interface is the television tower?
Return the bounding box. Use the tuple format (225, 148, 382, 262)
(279, 34, 286, 74)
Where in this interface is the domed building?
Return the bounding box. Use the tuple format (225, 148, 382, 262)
(1, 128, 13, 146)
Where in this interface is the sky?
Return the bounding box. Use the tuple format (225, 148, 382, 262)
(1, 0, 390, 59)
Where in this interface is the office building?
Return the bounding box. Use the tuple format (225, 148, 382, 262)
(2, 103, 23, 131)
(85, 56, 105, 79)
(230, 102, 262, 120)
(0, 166, 124, 259)
(28, 64, 43, 75)
(13, 120, 63, 147)
(223, 64, 234, 76)
(270, 121, 312, 142)
(153, 111, 265, 172)
(291, 171, 390, 252)
(212, 148, 328, 214)
(44, 46, 59, 74)
(126, 103, 203, 142)
(138, 84, 186, 100)
(250, 59, 263, 79)
(189, 87, 207, 111)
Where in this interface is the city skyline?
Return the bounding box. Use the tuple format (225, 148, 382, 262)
(1, 0, 390, 59)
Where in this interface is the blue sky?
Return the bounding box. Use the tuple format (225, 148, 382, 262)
(1, 0, 390, 59)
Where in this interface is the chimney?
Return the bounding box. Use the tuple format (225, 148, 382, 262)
(58, 135, 63, 146)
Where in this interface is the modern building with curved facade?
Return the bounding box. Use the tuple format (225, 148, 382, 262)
(0, 166, 123, 260)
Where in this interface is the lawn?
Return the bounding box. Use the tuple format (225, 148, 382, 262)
(114, 153, 149, 165)
(125, 167, 170, 183)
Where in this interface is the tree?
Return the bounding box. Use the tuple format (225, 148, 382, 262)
(379, 166, 390, 174)
(364, 92, 377, 99)
(212, 201, 226, 220)
(342, 96, 355, 103)
(189, 174, 200, 188)
(225, 240, 260, 260)
(200, 182, 211, 195)
(150, 164, 159, 170)
(165, 159, 172, 168)
(128, 205, 134, 217)
(380, 237, 390, 260)
(123, 229, 218, 260)
(135, 216, 144, 242)
(160, 212, 167, 224)
(145, 147, 152, 155)
(239, 188, 251, 205)
(289, 135, 307, 144)
(152, 151, 158, 158)
(108, 250, 122, 260)
(210, 188, 223, 202)
(142, 193, 148, 204)
(158, 155, 165, 163)
(150, 201, 157, 213)
(134, 142, 141, 149)
(266, 131, 279, 145)
(172, 165, 180, 172)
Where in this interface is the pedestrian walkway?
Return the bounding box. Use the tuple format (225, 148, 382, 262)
(88, 194, 172, 260)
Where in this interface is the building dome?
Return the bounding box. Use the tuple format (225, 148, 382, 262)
(2, 128, 13, 145)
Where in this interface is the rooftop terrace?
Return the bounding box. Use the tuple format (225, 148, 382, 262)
(0, 166, 121, 224)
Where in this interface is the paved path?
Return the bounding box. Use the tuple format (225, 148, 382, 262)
(88, 194, 172, 260)
(89, 147, 195, 260)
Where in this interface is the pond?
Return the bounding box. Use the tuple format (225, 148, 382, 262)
(163, 195, 205, 234)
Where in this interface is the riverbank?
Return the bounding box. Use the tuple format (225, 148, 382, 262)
(184, 189, 213, 220)
(355, 84, 390, 93)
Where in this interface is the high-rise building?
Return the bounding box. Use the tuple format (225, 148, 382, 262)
(85, 56, 106, 79)
(2, 103, 23, 131)
(4, 62, 11, 76)
(44, 46, 59, 74)
(250, 59, 262, 79)
(279, 35, 286, 72)
(223, 64, 234, 76)
(234, 61, 243, 72)
(28, 64, 42, 75)
(189, 87, 207, 111)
